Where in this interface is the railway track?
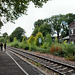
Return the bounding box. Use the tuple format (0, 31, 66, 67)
(7, 47, 75, 75)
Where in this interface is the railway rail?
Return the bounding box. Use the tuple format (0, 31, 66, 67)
(7, 47, 75, 75)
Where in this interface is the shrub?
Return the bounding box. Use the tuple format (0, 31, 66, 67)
(45, 33, 52, 47)
(55, 37, 58, 43)
(50, 45, 62, 54)
(67, 56, 75, 61)
(28, 35, 35, 45)
(11, 41, 19, 48)
(24, 44, 29, 50)
(29, 45, 36, 51)
(62, 42, 75, 57)
(22, 36, 26, 42)
(10, 37, 19, 48)
(35, 32, 44, 46)
(36, 47, 50, 53)
(0, 37, 4, 43)
(41, 42, 48, 49)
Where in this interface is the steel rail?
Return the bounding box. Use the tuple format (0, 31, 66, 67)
(7, 47, 75, 75)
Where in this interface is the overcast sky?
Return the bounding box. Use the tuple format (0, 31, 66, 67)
(1, 0, 75, 37)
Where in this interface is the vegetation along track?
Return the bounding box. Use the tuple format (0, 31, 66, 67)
(7, 47, 75, 75)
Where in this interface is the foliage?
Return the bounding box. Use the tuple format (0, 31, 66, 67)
(34, 19, 45, 28)
(7, 39, 10, 43)
(64, 13, 75, 25)
(62, 42, 75, 57)
(10, 37, 19, 48)
(35, 32, 44, 46)
(1, 0, 49, 27)
(22, 36, 27, 43)
(36, 47, 50, 53)
(55, 37, 58, 43)
(10, 27, 25, 41)
(50, 45, 62, 55)
(0, 20, 3, 28)
(32, 26, 39, 36)
(41, 42, 48, 49)
(13, 37, 18, 42)
(32, 13, 75, 39)
(29, 44, 36, 51)
(61, 27, 69, 38)
(50, 15, 65, 42)
(32, 20, 51, 37)
(45, 33, 52, 47)
(3, 32, 8, 37)
(0, 37, 4, 43)
(39, 23, 51, 36)
(10, 41, 19, 48)
(24, 44, 29, 50)
(42, 33, 52, 49)
(0, 35, 10, 43)
(28, 35, 35, 45)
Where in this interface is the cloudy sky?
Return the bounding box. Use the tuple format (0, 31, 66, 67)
(1, 0, 75, 37)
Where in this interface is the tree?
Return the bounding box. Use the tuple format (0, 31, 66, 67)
(45, 33, 52, 45)
(32, 19, 52, 37)
(3, 32, 8, 37)
(32, 26, 39, 36)
(43, 33, 52, 49)
(61, 26, 69, 38)
(60, 13, 75, 38)
(10, 27, 25, 41)
(50, 15, 65, 42)
(64, 13, 75, 25)
(34, 19, 45, 28)
(39, 23, 51, 36)
(0, 20, 3, 28)
(0, 0, 49, 27)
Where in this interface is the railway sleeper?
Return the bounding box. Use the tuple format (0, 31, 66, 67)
(52, 64, 58, 67)
(54, 65, 62, 69)
(51, 64, 58, 67)
(50, 63, 54, 65)
(66, 69, 75, 75)
(57, 67, 68, 72)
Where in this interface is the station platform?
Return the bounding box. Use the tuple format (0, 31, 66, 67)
(0, 51, 25, 75)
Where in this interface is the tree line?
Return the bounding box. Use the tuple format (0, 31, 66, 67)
(32, 13, 75, 42)
(1, 13, 75, 43)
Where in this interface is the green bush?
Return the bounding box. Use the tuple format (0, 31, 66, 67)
(41, 42, 48, 49)
(0, 37, 4, 43)
(11, 41, 19, 48)
(28, 35, 35, 45)
(45, 33, 52, 47)
(24, 44, 29, 50)
(62, 42, 75, 57)
(19, 42, 25, 48)
(29, 45, 36, 51)
(35, 32, 44, 46)
(10, 37, 19, 48)
(36, 47, 50, 53)
(51, 41, 75, 60)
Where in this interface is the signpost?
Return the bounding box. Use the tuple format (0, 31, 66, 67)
(39, 38, 41, 43)
(39, 38, 42, 47)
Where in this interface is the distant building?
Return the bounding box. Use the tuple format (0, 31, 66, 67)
(62, 36, 69, 42)
(51, 34, 61, 42)
(0, 34, 3, 37)
(69, 20, 75, 43)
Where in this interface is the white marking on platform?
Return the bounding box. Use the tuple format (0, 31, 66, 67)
(6, 52, 29, 75)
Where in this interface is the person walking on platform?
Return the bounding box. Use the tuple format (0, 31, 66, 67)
(4, 42, 6, 51)
(1, 43, 3, 51)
